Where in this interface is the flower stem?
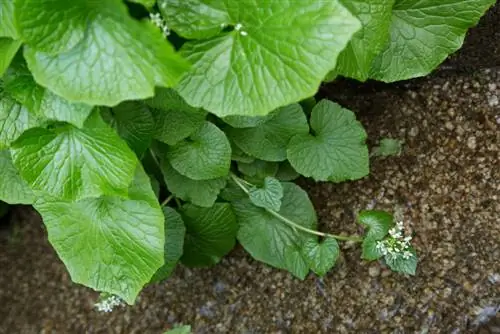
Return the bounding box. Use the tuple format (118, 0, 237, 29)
(161, 194, 174, 207)
(230, 173, 363, 243)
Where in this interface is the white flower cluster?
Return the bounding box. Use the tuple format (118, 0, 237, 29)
(94, 294, 124, 313)
(376, 221, 413, 260)
(150, 12, 170, 37)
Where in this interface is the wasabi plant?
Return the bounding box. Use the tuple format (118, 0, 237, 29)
(0, 0, 494, 305)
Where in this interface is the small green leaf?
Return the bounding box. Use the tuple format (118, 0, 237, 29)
(160, 159, 226, 208)
(0, 2, 18, 38)
(101, 102, 155, 157)
(11, 111, 137, 201)
(0, 38, 21, 76)
(130, 0, 156, 8)
(275, 161, 300, 182)
(219, 178, 247, 203)
(370, 0, 496, 82)
(237, 160, 279, 183)
(371, 138, 403, 157)
(335, 0, 395, 81)
(162, 0, 361, 116)
(164, 325, 192, 334)
(166, 122, 231, 180)
(234, 182, 317, 279)
(228, 104, 309, 162)
(18, 0, 189, 106)
(0, 95, 43, 149)
(358, 210, 394, 260)
(34, 166, 165, 304)
(146, 88, 207, 146)
(303, 237, 340, 277)
(180, 203, 238, 267)
(384, 247, 417, 275)
(150, 207, 186, 283)
(287, 100, 369, 181)
(0, 150, 34, 204)
(230, 142, 254, 164)
(248, 176, 283, 212)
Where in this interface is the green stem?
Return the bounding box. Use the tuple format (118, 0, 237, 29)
(230, 173, 363, 243)
(174, 197, 182, 208)
(161, 194, 174, 207)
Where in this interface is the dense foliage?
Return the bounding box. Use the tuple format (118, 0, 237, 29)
(0, 0, 494, 305)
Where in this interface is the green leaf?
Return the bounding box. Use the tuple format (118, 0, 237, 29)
(0, 2, 18, 38)
(228, 104, 309, 162)
(160, 159, 226, 207)
(357, 210, 393, 260)
(275, 161, 300, 182)
(162, 0, 361, 116)
(146, 88, 207, 146)
(34, 166, 165, 304)
(230, 142, 254, 164)
(287, 100, 369, 182)
(223, 114, 272, 128)
(371, 138, 403, 157)
(219, 178, 247, 203)
(150, 207, 186, 283)
(0, 38, 21, 76)
(4, 57, 93, 127)
(166, 122, 231, 180)
(0, 95, 43, 149)
(303, 237, 340, 277)
(130, 0, 156, 8)
(180, 203, 238, 267)
(3, 57, 45, 114)
(18, 0, 189, 106)
(234, 182, 317, 279)
(164, 325, 192, 334)
(248, 176, 283, 212)
(384, 247, 417, 275)
(40, 90, 93, 128)
(11, 111, 137, 201)
(335, 0, 395, 81)
(0, 150, 34, 204)
(237, 160, 279, 183)
(101, 102, 155, 157)
(370, 0, 496, 82)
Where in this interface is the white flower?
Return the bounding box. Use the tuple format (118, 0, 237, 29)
(149, 12, 170, 37)
(376, 221, 413, 260)
(95, 294, 124, 313)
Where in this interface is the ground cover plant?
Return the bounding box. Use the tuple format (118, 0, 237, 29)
(0, 0, 495, 308)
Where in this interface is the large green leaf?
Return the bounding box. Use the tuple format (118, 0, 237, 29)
(166, 122, 231, 180)
(101, 102, 155, 157)
(287, 100, 369, 182)
(40, 90, 93, 128)
(145, 88, 207, 146)
(34, 166, 164, 304)
(180, 203, 238, 267)
(0, 2, 18, 38)
(335, 0, 395, 81)
(0, 38, 21, 76)
(303, 237, 340, 277)
(0, 95, 43, 149)
(0, 150, 34, 204)
(234, 182, 317, 279)
(228, 104, 309, 162)
(17, 0, 189, 106)
(150, 207, 186, 283)
(160, 159, 226, 207)
(11, 111, 137, 201)
(370, 0, 496, 82)
(161, 0, 360, 116)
